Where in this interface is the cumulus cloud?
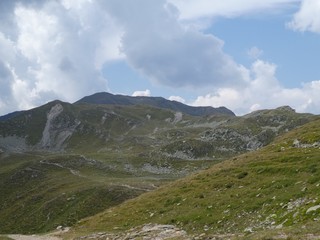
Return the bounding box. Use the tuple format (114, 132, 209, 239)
(0, 0, 123, 115)
(0, 61, 14, 110)
(169, 96, 186, 103)
(0, 0, 319, 117)
(1, 0, 250, 115)
(169, 0, 299, 20)
(247, 46, 264, 59)
(103, 0, 249, 89)
(132, 89, 151, 97)
(287, 0, 320, 33)
(192, 59, 320, 115)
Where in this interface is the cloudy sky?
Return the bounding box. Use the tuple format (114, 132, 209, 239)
(0, 0, 319, 116)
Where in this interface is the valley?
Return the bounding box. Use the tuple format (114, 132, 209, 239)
(0, 92, 319, 239)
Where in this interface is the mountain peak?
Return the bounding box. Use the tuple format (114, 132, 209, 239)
(75, 92, 235, 117)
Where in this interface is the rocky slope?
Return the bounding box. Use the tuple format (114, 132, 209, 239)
(68, 117, 320, 240)
(0, 93, 317, 235)
(0, 98, 313, 159)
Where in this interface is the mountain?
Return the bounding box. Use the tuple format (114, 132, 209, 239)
(0, 98, 313, 159)
(75, 92, 235, 117)
(68, 117, 320, 239)
(0, 110, 25, 122)
(0, 93, 317, 235)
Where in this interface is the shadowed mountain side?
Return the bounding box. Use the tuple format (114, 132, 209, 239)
(75, 92, 235, 117)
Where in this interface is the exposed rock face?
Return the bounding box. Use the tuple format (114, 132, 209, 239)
(38, 103, 80, 151)
(293, 139, 320, 148)
(40, 104, 64, 148)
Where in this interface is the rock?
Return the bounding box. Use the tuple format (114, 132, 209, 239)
(78, 224, 190, 239)
(293, 139, 300, 147)
(56, 225, 63, 230)
(244, 227, 254, 233)
(276, 106, 295, 112)
(306, 205, 320, 214)
(40, 104, 64, 148)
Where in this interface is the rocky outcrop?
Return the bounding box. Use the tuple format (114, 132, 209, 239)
(293, 139, 320, 148)
(40, 104, 64, 148)
(38, 103, 80, 151)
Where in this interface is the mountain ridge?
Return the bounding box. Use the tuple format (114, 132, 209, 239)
(75, 92, 235, 117)
(0, 92, 234, 122)
(0, 92, 318, 236)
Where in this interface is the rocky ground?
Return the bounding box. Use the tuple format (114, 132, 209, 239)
(7, 235, 61, 240)
(4, 223, 320, 239)
(74, 224, 189, 240)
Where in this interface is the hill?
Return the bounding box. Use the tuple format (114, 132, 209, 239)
(0, 93, 317, 235)
(75, 92, 235, 117)
(67, 117, 320, 239)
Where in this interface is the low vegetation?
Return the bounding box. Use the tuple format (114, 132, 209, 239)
(67, 118, 320, 239)
(0, 153, 147, 234)
(0, 95, 318, 238)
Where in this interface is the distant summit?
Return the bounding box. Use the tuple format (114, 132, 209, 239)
(75, 92, 235, 117)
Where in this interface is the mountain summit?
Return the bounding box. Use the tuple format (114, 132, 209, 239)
(75, 92, 235, 117)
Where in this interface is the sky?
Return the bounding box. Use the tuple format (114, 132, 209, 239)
(0, 0, 320, 116)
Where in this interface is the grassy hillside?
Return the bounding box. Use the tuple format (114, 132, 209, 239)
(0, 153, 150, 234)
(0, 100, 317, 236)
(68, 118, 320, 239)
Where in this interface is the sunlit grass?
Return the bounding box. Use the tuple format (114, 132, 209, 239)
(68, 119, 320, 239)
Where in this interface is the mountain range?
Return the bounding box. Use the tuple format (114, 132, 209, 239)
(75, 92, 235, 117)
(0, 92, 319, 239)
(0, 92, 234, 123)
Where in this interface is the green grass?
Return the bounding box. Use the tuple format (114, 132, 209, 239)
(0, 236, 13, 240)
(0, 153, 147, 234)
(67, 118, 320, 239)
(0, 101, 318, 237)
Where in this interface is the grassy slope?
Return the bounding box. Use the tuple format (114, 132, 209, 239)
(69, 118, 320, 239)
(0, 103, 222, 234)
(0, 153, 147, 234)
(0, 102, 317, 236)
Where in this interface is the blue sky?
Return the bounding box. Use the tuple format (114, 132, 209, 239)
(0, 0, 320, 116)
(211, 14, 320, 88)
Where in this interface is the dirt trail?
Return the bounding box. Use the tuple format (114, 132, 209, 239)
(7, 234, 61, 240)
(6, 228, 68, 240)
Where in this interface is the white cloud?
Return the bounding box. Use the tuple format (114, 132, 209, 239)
(169, 0, 300, 20)
(0, 61, 14, 108)
(12, 1, 110, 100)
(247, 46, 264, 59)
(0, 0, 252, 115)
(0, 0, 125, 115)
(0, 33, 16, 62)
(192, 60, 320, 115)
(169, 95, 186, 103)
(287, 0, 320, 33)
(0, 0, 319, 118)
(104, 0, 249, 89)
(193, 88, 241, 108)
(132, 89, 151, 97)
